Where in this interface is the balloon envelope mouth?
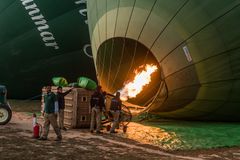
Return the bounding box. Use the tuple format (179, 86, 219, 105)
(96, 37, 163, 111)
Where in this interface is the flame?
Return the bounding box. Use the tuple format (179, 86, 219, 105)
(120, 64, 158, 101)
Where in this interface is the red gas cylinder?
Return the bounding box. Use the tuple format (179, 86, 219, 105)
(33, 124, 40, 138)
(32, 113, 41, 138)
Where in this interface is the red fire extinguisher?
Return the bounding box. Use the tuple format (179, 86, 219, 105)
(32, 113, 42, 138)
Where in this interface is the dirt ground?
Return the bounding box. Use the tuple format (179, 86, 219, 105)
(1, 100, 240, 160)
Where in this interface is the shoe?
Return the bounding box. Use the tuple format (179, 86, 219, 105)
(32, 135, 40, 139)
(54, 137, 62, 141)
(38, 137, 47, 140)
(110, 131, 118, 134)
(90, 130, 94, 133)
(62, 127, 67, 131)
(96, 131, 103, 134)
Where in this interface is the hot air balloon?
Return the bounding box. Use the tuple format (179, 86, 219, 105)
(0, 0, 96, 98)
(87, 0, 240, 121)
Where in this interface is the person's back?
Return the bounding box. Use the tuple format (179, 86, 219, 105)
(109, 92, 122, 133)
(90, 91, 104, 109)
(110, 97, 122, 111)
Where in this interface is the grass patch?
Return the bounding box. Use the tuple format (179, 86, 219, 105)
(139, 118, 240, 150)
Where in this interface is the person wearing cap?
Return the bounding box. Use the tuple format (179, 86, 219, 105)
(39, 86, 62, 141)
(90, 85, 105, 134)
(109, 92, 122, 133)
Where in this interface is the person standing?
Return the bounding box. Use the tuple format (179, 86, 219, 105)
(90, 86, 104, 134)
(109, 92, 122, 133)
(56, 86, 73, 131)
(102, 91, 108, 119)
(39, 86, 62, 141)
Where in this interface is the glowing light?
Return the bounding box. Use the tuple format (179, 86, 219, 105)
(120, 64, 158, 101)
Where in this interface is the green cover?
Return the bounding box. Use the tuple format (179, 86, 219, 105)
(52, 77, 68, 87)
(78, 77, 97, 90)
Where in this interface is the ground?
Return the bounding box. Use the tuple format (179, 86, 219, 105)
(1, 100, 240, 160)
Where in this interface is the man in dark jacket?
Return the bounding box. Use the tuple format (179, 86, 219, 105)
(39, 86, 62, 141)
(56, 86, 73, 131)
(109, 92, 122, 133)
(90, 85, 105, 134)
